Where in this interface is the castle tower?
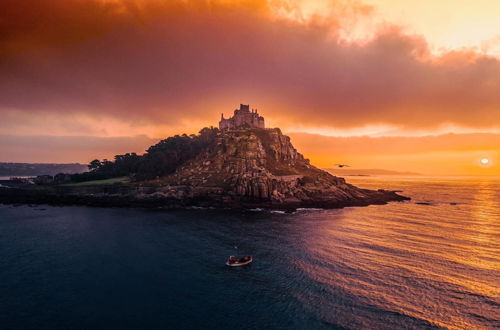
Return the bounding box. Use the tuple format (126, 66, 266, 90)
(219, 104, 265, 130)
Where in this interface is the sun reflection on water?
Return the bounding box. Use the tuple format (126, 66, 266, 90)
(293, 176, 500, 329)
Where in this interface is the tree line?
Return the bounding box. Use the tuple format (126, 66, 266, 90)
(71, 127, 219, 182)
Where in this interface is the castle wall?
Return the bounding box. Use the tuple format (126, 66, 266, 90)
(219, 118, 232, 130)
(219, 104, 265, 130)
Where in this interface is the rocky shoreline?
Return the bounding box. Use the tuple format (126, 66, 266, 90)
(0, 185, 408, 212)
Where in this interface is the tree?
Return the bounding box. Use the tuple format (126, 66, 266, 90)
(88, 159, 102, 171)
(73, 127, 220, 182)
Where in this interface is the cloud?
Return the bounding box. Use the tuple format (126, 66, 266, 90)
(0, 0, 500, 133)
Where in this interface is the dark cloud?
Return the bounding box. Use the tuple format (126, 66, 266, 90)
(1, 0, 500, 130)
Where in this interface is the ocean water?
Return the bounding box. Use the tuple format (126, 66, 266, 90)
(0, 176, 498, 330)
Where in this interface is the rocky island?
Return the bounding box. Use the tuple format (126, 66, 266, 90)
(0, 104, 409, 211)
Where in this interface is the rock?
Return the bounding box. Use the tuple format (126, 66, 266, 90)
(0, 127, 409, 210)
(158, 127, 409, 209)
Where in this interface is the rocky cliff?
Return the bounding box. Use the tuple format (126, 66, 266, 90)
(0, 127, 409, 210)
(143, 127, 409, 209)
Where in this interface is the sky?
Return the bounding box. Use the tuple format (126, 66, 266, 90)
(0, 0, 499, 175)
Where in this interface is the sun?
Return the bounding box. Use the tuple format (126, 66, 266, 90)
(480, 158, 490, 165)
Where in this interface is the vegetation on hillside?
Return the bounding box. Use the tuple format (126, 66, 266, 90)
(71, 127, 219, 182)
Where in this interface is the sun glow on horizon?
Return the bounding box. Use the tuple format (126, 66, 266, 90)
(477, 157, 495, 170)
(481, 158, 489, 165)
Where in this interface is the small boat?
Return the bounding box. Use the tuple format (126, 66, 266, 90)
(226, 255, 253, 267)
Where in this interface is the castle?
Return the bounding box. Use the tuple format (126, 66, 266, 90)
(219, 104, 265, 130)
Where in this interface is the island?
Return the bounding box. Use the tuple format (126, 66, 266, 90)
(0, 104, 409, 211)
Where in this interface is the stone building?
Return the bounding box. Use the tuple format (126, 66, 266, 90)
(219, 104, 265, 130)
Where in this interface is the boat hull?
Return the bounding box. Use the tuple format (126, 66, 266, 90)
(226, 257, 252, 267)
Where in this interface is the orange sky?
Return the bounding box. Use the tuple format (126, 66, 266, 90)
(299, 0, 500, 57)
(0, 0, 499, 175)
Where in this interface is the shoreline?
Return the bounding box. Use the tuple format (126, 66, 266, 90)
(0, 186, 410, 212)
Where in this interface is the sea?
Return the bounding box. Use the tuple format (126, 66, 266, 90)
(0, 176, 498, 330)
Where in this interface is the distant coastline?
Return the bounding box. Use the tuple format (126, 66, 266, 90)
(0, 176, 32, 181)
(326, 168, 422, 176)
(0, 163, 87, 177)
